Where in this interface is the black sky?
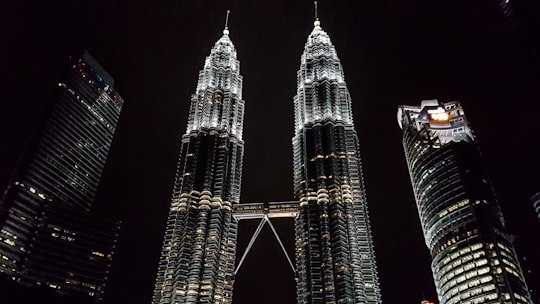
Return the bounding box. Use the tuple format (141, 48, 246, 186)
(1, 1, 540, 303)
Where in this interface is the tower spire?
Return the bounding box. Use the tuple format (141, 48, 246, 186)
(223, 10, 230, 35)
(314, 2, 320, 27)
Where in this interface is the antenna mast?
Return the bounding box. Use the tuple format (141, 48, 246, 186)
(225, 10, 230, 30)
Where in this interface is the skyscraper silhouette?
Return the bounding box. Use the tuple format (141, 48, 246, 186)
(397, 99, 532, 304)
(292, 16, 381, 304)
(151, 15, 244, 304)
(0, 51, 123, 302)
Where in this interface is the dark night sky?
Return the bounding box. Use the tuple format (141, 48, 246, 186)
(1, 1, 540, 303)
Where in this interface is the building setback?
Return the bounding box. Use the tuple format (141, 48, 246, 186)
(397, 99, 532, 304)
(292, 18, 381, 304)
(151, 21, 244, 304)
(0, 51, 123, 301)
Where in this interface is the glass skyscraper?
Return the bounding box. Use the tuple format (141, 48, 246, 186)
(292, 18, 381, 304)
(151, 23, 244, 304)
(0, 51, 123, 301)
(397, 99, 532, 304)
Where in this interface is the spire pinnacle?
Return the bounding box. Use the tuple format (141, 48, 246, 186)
(223, 10, 230, 35)
(314, 2, 320, 27)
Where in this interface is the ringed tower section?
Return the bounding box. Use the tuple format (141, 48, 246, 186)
(292, 7, 382, 304)
(152, 12, 245, 304)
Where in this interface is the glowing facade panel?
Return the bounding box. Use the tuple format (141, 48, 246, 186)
(152, 29, 244, 304)
(398, 99, 533, 304)
(292, 20, 381, 304)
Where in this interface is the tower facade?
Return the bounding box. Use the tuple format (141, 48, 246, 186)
(397, 99, 532, 304)
(0, 51, 123, 301)
(292, 19, 381, 304)
(152, 25, 244, 304)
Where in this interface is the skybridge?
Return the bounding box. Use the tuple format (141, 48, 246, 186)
(233, 201, 298, 220)
(233, 201, 299, 275)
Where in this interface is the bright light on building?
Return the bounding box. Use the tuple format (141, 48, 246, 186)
(429, 112, 450, 121)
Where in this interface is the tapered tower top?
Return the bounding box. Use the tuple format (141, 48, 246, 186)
(298, 1, 344, 83)
(188, 9, 244, 138)
(293, 2, 350, 130)
(303, 3, 335, 57)
(209, 10, 236, 60)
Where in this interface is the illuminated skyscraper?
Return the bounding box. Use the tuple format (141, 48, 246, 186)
(0, 51, 123, 301)
(151, 16, 244, 304)
(397, 99, 532, 304)
(292, 16, 382, 304)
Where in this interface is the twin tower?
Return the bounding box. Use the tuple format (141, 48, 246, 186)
(151, 14, 381, 304)
(151, 10, 534, 304)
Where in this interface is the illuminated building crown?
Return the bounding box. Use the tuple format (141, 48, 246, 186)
(294, 20, 353, 132)
(186, 27, 244, 139)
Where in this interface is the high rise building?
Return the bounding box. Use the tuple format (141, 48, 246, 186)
(397, 99, 532, 304)
(292, 16, 382, 304)
(0, 51, 123, 301)
(532, 192, 540, 223)
(151, 18, 244, 304)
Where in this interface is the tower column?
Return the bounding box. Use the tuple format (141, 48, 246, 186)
(152, 23, 245, 304)
(292, 18, 382, 304)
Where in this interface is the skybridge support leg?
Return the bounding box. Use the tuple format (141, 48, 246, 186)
(234, 215, 296, 275)
(265, 216, 296, 273)
(235, 216, 266, 275)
